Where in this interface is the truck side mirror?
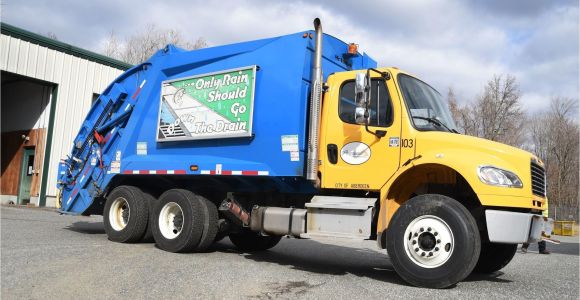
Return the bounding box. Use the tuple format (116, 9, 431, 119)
(354, 72, 368, 124)
(355, 107, 366, 124)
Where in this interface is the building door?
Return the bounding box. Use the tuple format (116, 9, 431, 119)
(17, 148, 35, 204)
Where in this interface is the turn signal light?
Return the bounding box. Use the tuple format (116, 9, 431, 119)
(348, 43, 358, 54)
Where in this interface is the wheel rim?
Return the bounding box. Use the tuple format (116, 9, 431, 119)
(109, 197, 130, 231)
(403, 215, 454, 268)
(158, 202, 184, 240)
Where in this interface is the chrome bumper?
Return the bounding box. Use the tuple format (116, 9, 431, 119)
(485, 210, 554, 244)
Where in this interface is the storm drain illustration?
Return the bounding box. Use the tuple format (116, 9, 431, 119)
(158, 86, 232, 139)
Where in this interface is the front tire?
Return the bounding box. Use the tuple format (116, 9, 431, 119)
(474, 243, 517, 273)
(386, 194, 481, 288)
(103, 186, 149, 243)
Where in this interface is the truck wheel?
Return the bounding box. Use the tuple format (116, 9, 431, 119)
(386, 194, 481, 288)
(229, 231, 282, 252)
(152, 189, 218, 253)
(140, 191, 157, 243)
(195, 195, 219, 252)
(474, 243, 517, 273)
(103, 186, 149, 243)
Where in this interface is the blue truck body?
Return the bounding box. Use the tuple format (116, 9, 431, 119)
(57, 31, 377, 214)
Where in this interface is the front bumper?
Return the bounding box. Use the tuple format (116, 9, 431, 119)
(485, 210, 554, 244)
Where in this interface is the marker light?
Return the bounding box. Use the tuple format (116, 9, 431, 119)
(348, 43, 358, 54)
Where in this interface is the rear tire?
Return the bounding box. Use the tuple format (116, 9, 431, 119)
(103, 186, 149, 243)
(195, 195, 219, 252)
(474, 243, 517, 273)
(229, 230, 282, 252)
(152, 189, 217, 253)
(386, 194, 480, 288)
(140, 191, 157, 243)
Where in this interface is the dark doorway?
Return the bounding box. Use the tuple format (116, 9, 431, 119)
(1, 71, 54, 206)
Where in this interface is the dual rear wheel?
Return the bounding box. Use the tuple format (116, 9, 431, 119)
(103, 186, 149, 243)
(103, 186, 280, 253)
(152, 189, 218, 253)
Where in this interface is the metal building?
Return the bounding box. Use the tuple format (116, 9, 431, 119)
(1, 23, 131, 207)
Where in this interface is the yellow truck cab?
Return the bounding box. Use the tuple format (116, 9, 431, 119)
(318, 67, 551, 287)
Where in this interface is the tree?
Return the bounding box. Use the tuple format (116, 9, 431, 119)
(102, 30, 121, 59)
(102, 24, 207, 64)
(475, 74, 525, 146)
(447, 87, 472, 135)
(447, 74, 525, 147)
(528, 97, 579, 211)
(45, 32, 58, 40)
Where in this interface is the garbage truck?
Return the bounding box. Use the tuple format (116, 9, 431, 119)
(57, 19, 553, 288)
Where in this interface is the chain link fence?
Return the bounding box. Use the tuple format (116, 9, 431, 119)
(549, 204, 579, 222)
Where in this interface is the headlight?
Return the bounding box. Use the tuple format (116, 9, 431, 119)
(477, 166, 523, 188)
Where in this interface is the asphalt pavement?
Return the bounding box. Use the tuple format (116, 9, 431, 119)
(1, 205, 578, 299)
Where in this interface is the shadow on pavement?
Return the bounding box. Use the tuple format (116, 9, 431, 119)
(211, 238, 529, 287)
(64, 221, 106, 234)
(212, 238, 410, 286)
(464, 271, 512, 283)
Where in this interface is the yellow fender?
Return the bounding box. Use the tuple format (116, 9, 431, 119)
(377, 147, 542, 234)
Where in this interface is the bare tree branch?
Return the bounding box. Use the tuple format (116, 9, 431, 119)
(100, 24, 207, 64)
(527, 97, 579, 209)
(448, 74, 525, 147)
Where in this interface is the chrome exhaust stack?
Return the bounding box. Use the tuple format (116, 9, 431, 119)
(306, 18, 323, 184)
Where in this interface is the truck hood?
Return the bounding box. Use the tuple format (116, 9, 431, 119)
(418, 132, 536, 166)
(414, 132, 540, 201)
(413, 131, 544, 209)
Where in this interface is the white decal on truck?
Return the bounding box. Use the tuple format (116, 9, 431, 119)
(136, 142, 147, 155)
(290, 151, 300, 161)
(281, 135, 299, 152)
(110, 161, 121, 174)
(389, 137, 400, 147)
(340, 142, 371, 165)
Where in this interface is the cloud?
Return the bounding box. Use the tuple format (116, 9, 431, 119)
(471, 0, 576, 19)
(1, 0, 578, 112)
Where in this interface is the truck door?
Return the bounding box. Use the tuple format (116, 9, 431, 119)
(320, 71, 401, 190)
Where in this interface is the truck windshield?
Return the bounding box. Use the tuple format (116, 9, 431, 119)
(398, 74, 458, 133)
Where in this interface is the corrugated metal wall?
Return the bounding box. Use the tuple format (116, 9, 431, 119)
(1, 33, 125, 201)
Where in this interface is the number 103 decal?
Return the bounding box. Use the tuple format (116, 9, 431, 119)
(402, 139, 414, 148)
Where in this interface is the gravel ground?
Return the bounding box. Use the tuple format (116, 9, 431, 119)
(1, 205, 578, 299)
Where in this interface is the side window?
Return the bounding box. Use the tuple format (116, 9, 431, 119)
(339, 79, 392, 127)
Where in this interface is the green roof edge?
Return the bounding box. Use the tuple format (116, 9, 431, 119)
(1, 22, 133, 70)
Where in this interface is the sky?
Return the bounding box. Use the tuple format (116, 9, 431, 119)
(2, 0, 578, 112)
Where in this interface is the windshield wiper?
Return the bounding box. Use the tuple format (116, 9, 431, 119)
(412, 116, 458, 133)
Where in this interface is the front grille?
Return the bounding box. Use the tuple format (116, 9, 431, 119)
(531, 162, 546, 198)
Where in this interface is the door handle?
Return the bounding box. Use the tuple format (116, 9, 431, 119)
(327, 144, 338, 164)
